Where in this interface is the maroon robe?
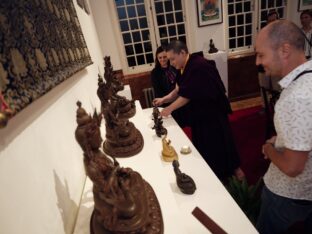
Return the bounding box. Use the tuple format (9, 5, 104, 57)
(177, 54, 240, 180)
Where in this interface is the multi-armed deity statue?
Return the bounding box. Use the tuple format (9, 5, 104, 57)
(97, 56, 143, 157)
(75, 101, 163, 234)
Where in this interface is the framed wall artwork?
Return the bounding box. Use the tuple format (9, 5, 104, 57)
(0, 0, 93, 127)
(298, 0, 312, 11)
(196, 0, 223, 27)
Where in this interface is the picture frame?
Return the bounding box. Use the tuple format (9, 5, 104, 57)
(196, 0, 223, 27)
(298, 0, 312, 11)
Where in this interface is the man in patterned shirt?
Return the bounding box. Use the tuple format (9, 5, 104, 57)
(255, 20, 312, 233)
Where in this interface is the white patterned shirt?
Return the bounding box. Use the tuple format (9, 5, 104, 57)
(264, 60, 312, 200)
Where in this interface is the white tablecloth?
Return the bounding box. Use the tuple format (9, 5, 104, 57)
(73, 102, 258, 234)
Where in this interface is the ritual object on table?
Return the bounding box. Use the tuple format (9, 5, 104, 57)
(75, 101, 163, 234)
(172, 160, 196, 195)
(161, 134, 178, 162)
(208, 39, 218, 54)
(152, 106, 167, 137)
(100, 56, 136, 119)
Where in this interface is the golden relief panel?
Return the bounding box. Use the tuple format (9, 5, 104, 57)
(0, 0, 92, 119)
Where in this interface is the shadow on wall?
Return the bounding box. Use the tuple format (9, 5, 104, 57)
(54, 170, 80, 234)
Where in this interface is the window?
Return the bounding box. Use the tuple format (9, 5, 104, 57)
(113, 0, 187, 73)
(227, 0, 287, 54)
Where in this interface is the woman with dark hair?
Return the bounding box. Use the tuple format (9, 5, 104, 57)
(151, 46, 189, 128)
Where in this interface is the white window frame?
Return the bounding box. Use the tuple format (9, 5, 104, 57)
(109, 0, 188, 75)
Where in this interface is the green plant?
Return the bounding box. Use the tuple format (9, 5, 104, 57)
(226, 176, 263, 225)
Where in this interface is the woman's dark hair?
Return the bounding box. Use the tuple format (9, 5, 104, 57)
(154, 45, 169, 69)
(300, 9, 312, 18)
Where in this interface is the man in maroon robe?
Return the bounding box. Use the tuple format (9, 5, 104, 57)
(153, 40, 244, 181)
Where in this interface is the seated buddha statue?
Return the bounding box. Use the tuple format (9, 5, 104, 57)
(161, 134, 178, 162)
(75, 101, 163, 234)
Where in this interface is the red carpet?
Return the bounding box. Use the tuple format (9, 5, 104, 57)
(229, 106, 269, 184)
(182, 106, 269, 184)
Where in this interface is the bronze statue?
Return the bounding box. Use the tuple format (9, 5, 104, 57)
(75, 101, 163, 234)
(161, 134, 178, 162)
(172, 160, 196, 195)
(152, 107, 167, 137)
(208, 39, 218, 54)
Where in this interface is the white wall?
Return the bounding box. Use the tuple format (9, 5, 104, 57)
(0, 1, 104, 234)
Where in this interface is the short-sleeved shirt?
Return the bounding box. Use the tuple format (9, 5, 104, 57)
(264, 60, 312, 200)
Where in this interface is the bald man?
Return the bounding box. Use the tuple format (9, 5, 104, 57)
(255, 20, 312, 234)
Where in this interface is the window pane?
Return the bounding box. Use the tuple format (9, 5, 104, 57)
(159, 27, 167, 37)
(130, 19, 138, 30)
(127, 56, 136, 67)
(235, 2, 242, 13)
(268, 1, 274, 8)
(134, 43, 143, 53)
(142, 30, 149, 40)
(120, 20, 129, 31)
(229, 16, 236, 26)
(245, 24, 251, 34)
(137, 4, 145, 16)
(115, 0, 124, 7)
(177, 24, 185, 34)
(173, 0, 182, 11)
(122, 33, 132, 44)
(278, 8, 284, 18)
(132, 31, 141, 42)
(157, 15, 166, 26)
(245, 36, 252, 46)
(228, 0, 234, 3)
(229, 39, 236, 49)
(155, 2, 163, 14)
(237, 37, 244, 47)
(237, 26, 244, 36)
(135, 0, 143, 3)
(127, 6, 136, 18)
(161, 38, 168, 46)
(166, 13, 174, 24)
(276, 0, 283, 6)
(144, 42, 152, 52)
(176, 12, 183, 22)
(228, 4, 234, 15)
(178, 35, 186, 44)
(229, 27, 236, 38)
(126, 0, 134, 4)
(164, 1, 173, 12)
(168, 25, 176, 36)
(139, 18, 147, 28)
(237, 14, 244, 25)
(261, 10, 267, 21)
(137, 55, 145, 65)
(125, 45, 134, 55)
(244, 2, 251, 12)
(146, 53, 154, 63)
(117, 7, 127, 19)
(245, 13, 252, 24)
(261, 0, 266, 9)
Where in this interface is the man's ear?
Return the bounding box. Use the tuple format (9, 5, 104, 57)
(279, 43, 291, 59)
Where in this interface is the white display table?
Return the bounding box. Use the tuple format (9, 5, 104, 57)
(204, 51, 228, 95)
(73, 102, 258, 234)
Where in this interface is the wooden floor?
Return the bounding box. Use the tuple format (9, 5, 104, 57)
(230, 96, 263, 111)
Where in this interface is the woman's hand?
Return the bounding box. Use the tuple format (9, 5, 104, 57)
(153, 98, 164, 107)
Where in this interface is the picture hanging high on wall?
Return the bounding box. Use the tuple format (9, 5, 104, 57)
(196, 0, 223, 27)
(0, 0, 93, 123)
(298, 0, 312, 11)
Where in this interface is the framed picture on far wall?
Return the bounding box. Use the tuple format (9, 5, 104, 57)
(298, 0, 312, 11)
(196, 0, 223, 27)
